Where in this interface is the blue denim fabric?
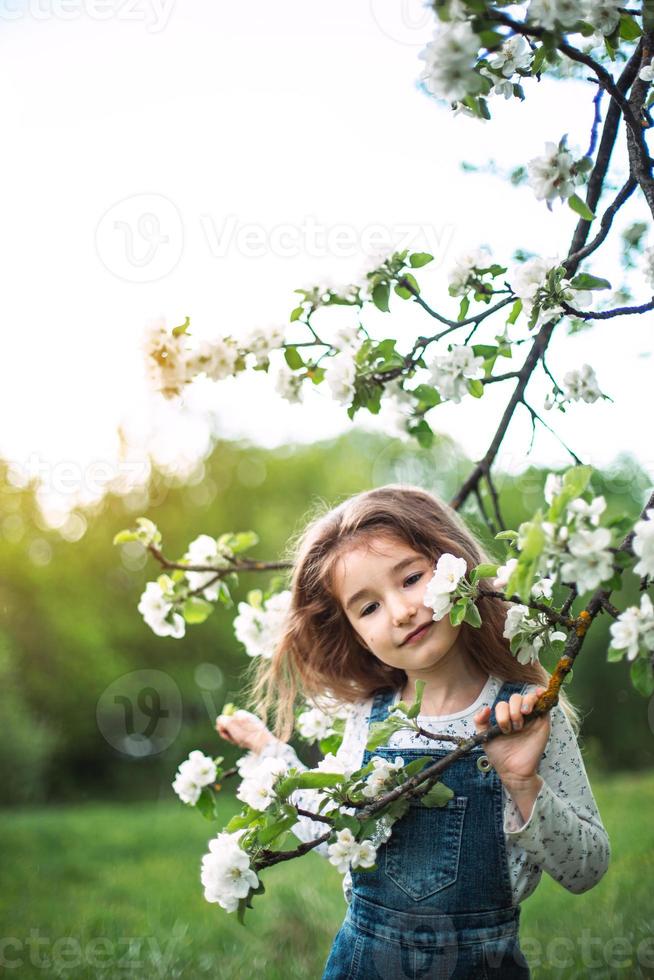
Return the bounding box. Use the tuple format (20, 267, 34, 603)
(322, 681, 532, 979)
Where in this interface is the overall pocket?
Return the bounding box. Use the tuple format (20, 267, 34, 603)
(383, 795, 468, 901)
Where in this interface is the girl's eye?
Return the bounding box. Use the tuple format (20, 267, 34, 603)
(360, 573, 423, 617)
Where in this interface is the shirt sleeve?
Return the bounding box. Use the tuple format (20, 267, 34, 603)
(502, 697, 611, 895)
(248, 700, 369, 860)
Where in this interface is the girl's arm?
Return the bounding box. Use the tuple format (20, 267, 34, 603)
(502, 695, 611, 895)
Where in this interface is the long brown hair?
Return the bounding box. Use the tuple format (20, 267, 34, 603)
(245, 484, 580, 741)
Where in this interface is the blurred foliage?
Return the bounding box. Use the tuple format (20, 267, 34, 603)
(0, 432, 652, 807)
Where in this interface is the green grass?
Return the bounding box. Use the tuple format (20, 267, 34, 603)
(0, 772, 653, 978)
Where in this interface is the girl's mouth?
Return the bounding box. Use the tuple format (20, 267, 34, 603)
(403, 622, 432, 645)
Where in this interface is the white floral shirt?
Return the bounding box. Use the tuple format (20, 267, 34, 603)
(256, 675, 610, 906)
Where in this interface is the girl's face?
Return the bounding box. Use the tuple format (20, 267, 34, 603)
(332, 534, 465, 673)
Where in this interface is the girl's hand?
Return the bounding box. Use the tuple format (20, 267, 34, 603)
(215, 709, 276, 754)
(473, 687, 550, 787)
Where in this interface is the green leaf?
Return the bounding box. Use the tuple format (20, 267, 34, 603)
(406, 679, 425, 719)
(463, 602, 482, 629)
(568, 194, 595, 222)
(458, 295, 470, 321)
(195, 787, 218, 821)
(226, 530, 259, 554)
(294, 771, 345, 790)
(289, 305, 303, 322)
(113, 529, 139, 545)
(619, 13, 642, 40)
(569, 273, 611, 291)
(449, 599, 468, 627)
(409, 252, 433, 268)
(407, 418, 434, 449)
(467, 378, 484, 399)
(257, 814, 297, 846)
(172, 315, 191, 337)
(495, 530, 518, 542)
(403, 757, 432, 776)
(385, 797, 410, 822)
(182, 597, 214, 625)
(630, 657, 654, 697)
(419, 781, 454, 808)
(607, 645, 625, 663)
(395, 273, 420, 300)
(366, 717, 409, 751)
(283, 346, 304, 370)
(412, 384, 441, 408)
(372, 282, 390, 312)
(471, 563, 499, 583)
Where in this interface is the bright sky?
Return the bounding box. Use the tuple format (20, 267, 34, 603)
(1, 0, 652, 523)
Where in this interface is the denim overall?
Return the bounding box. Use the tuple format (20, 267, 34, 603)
(322, 681, 532, 979)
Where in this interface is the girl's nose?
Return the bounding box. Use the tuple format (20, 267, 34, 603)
(392, 604, 417, 627)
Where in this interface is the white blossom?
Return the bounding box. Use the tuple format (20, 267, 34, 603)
(560, 527, 613, 592)
(544, 473, 563, 505)
(427, 345, 485, 403)
(143, 317, 189, 399)
(361, 756, 405, 799)
(327, 828, 377, 874)
(639, 58, 654, 84)
(527, 0, 581, 31)
(633, 508, 654, 578)
(274, 362, 305, 404)
(200, 830, 259, 912)
(315, 753, 356, 779)
(493, 558, 518, 591)
(172, 750, 218, 805)
(609, 594, 654, 661)
(236, 756, 288, 812)
(642, 246, 654, 289)
(503, 604, 566, 665)
(183, 534, 231, 601)
(185, 337, 239, 383)
(587, 0, 622, 36)
(567, 495, 606, 526)
(423, 553, 467, 621)
(241, 325, 286, 368)
(137, 580, 185, 638)
(233, 590, 291, 659)
(447, 248, 490, 296)
(333, 324, 362, 352)
(296, 707, 334, 742)
(527, 141, 581, 205)
(418, 21, 480, 103)
(324, 351, 357, 406)
(511, 257, 592, 327)
(562, 364, 602, 404)
(487, 36, 533, 77)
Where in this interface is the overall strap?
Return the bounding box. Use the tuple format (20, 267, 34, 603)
(367, 688, 397, 725)
(488, 678, 529, 728)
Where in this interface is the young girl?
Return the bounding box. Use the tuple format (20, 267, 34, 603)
(216, 485, 610, 978)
